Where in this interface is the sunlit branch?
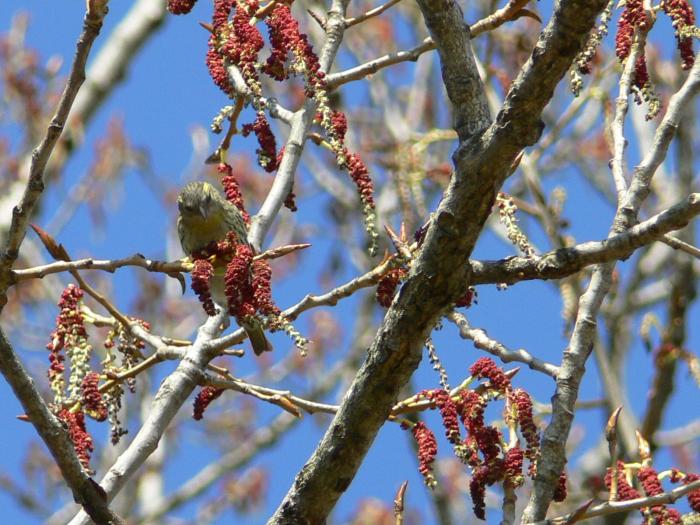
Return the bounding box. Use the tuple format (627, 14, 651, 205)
(527, 478, 700, 524)
(11, 243, 310, 282)
(448, 311, 560, 377)
(470, 193, 700, 285)
(327, 0, 534, 89)
(345, 0, 403, 27)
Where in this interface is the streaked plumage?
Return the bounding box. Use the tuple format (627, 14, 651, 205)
(177, 182, 272, 355)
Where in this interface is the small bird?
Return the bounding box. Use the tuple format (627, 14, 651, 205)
(177, 181, 272, 355)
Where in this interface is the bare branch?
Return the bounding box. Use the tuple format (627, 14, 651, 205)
(0, 1, 109, 311)
(528, 478, 700, 524)
(345, 0, 402, 27)
(328, 0, 535, 89)
(448, 311, 560, 377)
(470, 193, 700, 285)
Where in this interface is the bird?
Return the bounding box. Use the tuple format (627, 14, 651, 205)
(177, 181, 272, 355)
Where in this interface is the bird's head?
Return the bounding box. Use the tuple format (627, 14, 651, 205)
(177, 181, 221, 221)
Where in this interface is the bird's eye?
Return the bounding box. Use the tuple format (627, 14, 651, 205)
(182, 204, 195, 213)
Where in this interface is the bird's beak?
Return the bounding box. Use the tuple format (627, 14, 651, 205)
(199, 203, 209, 220)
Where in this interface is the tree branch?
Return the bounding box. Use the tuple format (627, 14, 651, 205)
(268, 0, 606, 523)
(448, 311, 560, 377)
(470, 193, 700, 285)
(248, 0, 352, 251)
(0, 0, 109, 311)
(528, 478, 700, 524)
(522, 45, 700, 523)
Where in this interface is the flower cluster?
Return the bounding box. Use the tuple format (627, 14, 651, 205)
(615, 0, 650, 63)
(46, 284, 91, 406)
(57, 409, 94, 472)
(219, 161, 250, 223)
(101, 318, 150, 442)
(103, 317, 149, 394)
(426, 389, 461, 446)
(224, 242, 257, 319)
(455, 287, 477, 308)
(504, 447, 524, 488)
(376, 268, 408, 307)
(496, 192, 534, 258)
(344, 151, 379, 254)
(509, 388, 540, 476)
(191, 259, 217, 316)
(264, 3, 323, 94)
(684, 473, 700, 512)
(103, 383, 127, 445)
(167, 0, 197, 15)
(242, 113, 278, 173)
(570, 0, 613, 96)
(81, 372, 107, 422)
(638, 467, 683, 524)
(661, 0, 696, 70)
(404, 360, 541, 520)
(605, 461, 641, 501)
(553, 471, 568, 502)
(193, 386, 225, 420)
(470, 357, 511, 393)
(615, 0, 662, 118)
(404, 421, 438, 488)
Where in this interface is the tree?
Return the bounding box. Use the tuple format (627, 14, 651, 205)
(0, 0, 699, 523)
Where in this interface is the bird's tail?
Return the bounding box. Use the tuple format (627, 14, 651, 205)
(244, 323, 273, 356)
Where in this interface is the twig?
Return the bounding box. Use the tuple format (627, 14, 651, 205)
(0, 2, 109, 311)
(393, 481, 408, 525)
(606, 407, 623, 501)
(448, 311, 560, 377)
(661, 233, 700, 258)
(205, 375, 338, 416)
(502, 484, 517, 525)
(469, 193, 700, 285)
(11, 243, 309, 283)
(527, 479, 700, 524)
(11, 254, 189, 282)
(327, 0, 534, 89)
(345, 0, 402, 27)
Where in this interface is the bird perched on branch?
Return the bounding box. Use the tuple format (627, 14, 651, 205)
(177, 181, 272, 355)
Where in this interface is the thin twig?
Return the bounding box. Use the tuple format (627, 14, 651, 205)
(470, 193, 700, 285)
(449, 311, 560, 377)
(528, 479, 700, 524)
(0, 2, 109, 311)
(327, 0, 534, 88)
(345, 0, 402, 27)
